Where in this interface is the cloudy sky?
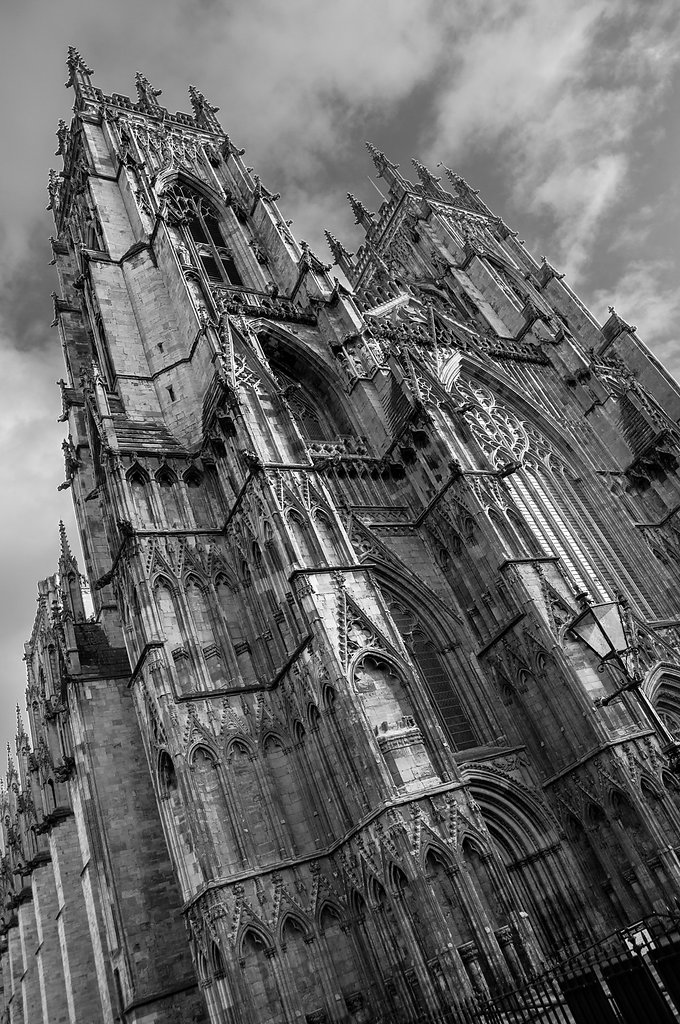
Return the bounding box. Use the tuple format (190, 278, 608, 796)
(1, 0, 680, 757)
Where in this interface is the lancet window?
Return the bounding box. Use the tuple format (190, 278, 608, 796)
(276, 368, 338, 443)
(455, 380, 609, 600)
(457, 379, 670, 613)
(167, 183, 243, 286)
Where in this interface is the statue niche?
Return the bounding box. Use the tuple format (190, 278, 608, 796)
(353, 654, 440, 791)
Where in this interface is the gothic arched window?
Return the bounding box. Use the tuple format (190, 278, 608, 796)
(169, 184, 243, 286)
(276, 369, 337, 443)
(386, 595, 478, 751)
(455, 379, 609, 600)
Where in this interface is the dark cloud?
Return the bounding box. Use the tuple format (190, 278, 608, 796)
(0, 218, 56, 353)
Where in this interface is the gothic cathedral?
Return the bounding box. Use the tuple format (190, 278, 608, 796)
(4, 49, 680, 1024)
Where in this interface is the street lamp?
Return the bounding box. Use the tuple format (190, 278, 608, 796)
(568, 592, 680, 772)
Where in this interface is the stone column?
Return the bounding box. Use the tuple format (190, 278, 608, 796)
(5, 923, 24, 1024)
(49, 815, 110, 1023)
(32, 857, 69, 1024)
(458, 941, 492, 1003)
(17, 894, 41, 1024)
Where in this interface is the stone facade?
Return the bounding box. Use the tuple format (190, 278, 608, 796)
(3, 48, 680, 1023)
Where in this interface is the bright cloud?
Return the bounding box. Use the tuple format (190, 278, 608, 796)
(426, 0, 680, 280)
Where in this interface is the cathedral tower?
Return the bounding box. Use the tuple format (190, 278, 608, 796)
(4, 49, 680, 1024)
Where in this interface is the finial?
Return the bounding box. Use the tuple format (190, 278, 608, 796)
(411, 158, 447, 197)
(365, 142, 402, 185)
(347, 193, 374, 230)
(65, 46, 94, 89)
(299, 240, 331, 275)
(604, 305, 637, 337)
(59, 520, 74, 562)
(324, 231, 355, 275)
(441, 166, 481, 197)
(58, 521, 85, 621)
(188, 85, 222, 133)
(135, 72, 163, 111)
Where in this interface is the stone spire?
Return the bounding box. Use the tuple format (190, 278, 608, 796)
(366, 142, 404, 187)
(16, 705, 26, 743)
(15, 706, 31, 791)
(65, 46, 94, 92)
(324, 231, 355, 277)
(188, 85, 222, 133)
(6, 743, 16, 784)
(347, 193, 374, 231)
(58, 521, 85, 622)
(411, 158, 448, 198)
(135, 72, 163, 112)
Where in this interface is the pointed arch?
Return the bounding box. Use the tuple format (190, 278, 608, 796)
(127, 463, 155, 526)
(259, 322, 363, 439)
(215, 575, 256, 685)
(237, 921, 275, 959)
(153, 577, 183, 650)
(442, 355, 666, 614)
(156, 167, 226, 209)
(351, 650, 440, 790)
(161, 173, 244, 286)
(184, 575, 214, 648)
(461, 766, 560, 859)
(209, 939, 225, 979)
(312, 507, 345, 563)
(644, 663, 680, 737)
(238, 923, 282, 1022)
(188, 742, 219, 768)
(262, 732, 310, 855)
(224, 734, 256, 761)
(155, 465, 183, 527)
(278, 907, 313, 945)
(421, 837, 458, 875)
(228, 739, 276, 861)
(286, 507, 319, 565)
(317, 898, 345, 929)
(183, 467, 214, 527)
(369, 568, 479, 750)
(156, 749, 203, 896)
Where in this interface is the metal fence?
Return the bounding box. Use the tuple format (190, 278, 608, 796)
(476, 913, 680, 1024)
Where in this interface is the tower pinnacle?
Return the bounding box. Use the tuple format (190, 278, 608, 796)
(65, 46, 94, 91)
(188, 85, 222, 133)
(365, 142, 404, 187)
(58, 521, 85, 621)
(346, 193, 374, 231)
(59, 519, 72, 561)
(411, 158, 449, 199)
(135, 72, 163, 112)
(324, 231, 355, 277)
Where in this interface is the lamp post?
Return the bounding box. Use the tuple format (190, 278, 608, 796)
(568, 592, 680, 772)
